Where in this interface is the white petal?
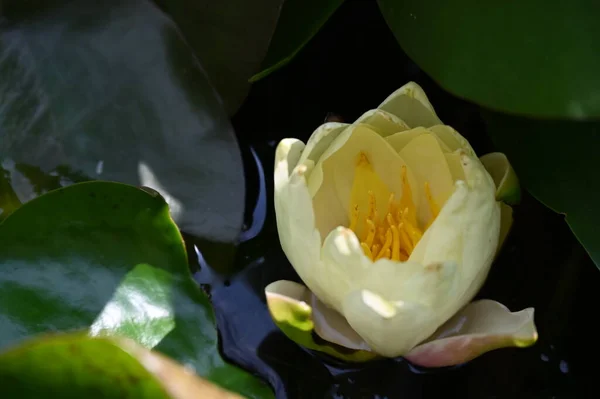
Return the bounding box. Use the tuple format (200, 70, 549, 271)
(309, 292, 371, 351)
(274, 142, 324, 296)
(353, 109, 410, 137)
(342, 290, 437, 357)
(265, 280, 377, 361)
(409, 152, 500, 323)
(274, 138, 305, 190)
(377, 82, 442, 128)
(297, 122, 349, 171)
(428, 125, 476, 157)
(385, 127, 452, 153)
(318, 226, 460, 357)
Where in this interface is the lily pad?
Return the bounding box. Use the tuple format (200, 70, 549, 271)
(0, 333, 243, 398)
(153, 0, 284, 114)
(0, 0, 244, 243)
(377, 0, 600, 119)
(0, 181, 273, 398)
(481, 112, 600, 270)
(251, 0, 345, 82)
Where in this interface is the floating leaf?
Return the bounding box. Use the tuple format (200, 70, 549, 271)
(154, 0, 284, 114)
(0, 0, 244, 243)
(251, 0, 345, 82)
(378, 0, 600, 118)
(481, 112, 600, 270)
(0, 181, 273, 398)
(0, 333, 243, 399)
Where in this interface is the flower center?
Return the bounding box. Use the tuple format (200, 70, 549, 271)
(348, 152, 438, 261)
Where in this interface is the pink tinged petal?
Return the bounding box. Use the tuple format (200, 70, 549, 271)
(309, 292, 372, 352)
(405, 300, 538, 368)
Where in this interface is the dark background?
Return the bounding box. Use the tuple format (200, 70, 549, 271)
(193, 1, 599, 398)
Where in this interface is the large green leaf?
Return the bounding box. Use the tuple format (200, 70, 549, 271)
(378, 0, 600, 119)
(153, 0, 284, 114)
(481, 112, 600, 269)
(0, 181, 273, 398)
(250, 0, 345, 82)
(0, 0, 244, 243)
(0, 333, 243, 398)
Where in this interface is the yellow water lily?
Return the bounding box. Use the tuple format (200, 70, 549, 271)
(266, 82, 537, 366)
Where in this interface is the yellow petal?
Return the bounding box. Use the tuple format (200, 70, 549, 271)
(385, 127, 452, 154)
(399, 133, 455, 225)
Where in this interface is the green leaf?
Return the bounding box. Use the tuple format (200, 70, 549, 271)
(250, 0, 345, 82)
(89, 264, 176, 349)
(153, 0, 284, 114)
(0, 181, 273, 399)
(0, 0, 244, 243)
(481, 111, 600, 269)
(0, 333, 244, 398)
(378, 0, 600, 119)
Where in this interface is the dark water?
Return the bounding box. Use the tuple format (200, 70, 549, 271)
(191, 1, 600, 398)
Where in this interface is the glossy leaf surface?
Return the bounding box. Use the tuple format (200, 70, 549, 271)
(378, 0, 600, 118)
(0, 0, 244, 243)
(0, 181, 272, 398)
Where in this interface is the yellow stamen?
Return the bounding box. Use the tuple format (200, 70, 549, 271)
(361, 243, 373, 260)
(399, 225, 413, 253)
(376, 248, 391, 261)
(347, 152, 439, 262)
(391, 225, 400, 261)
(399, 165, 417, 226)
(371, 243, 380, 257)
(386, 213, 395, 227)
(365, 219, 376, 248)
(349, 204, 359, 231)
(377, 229, 392, 259)
(424, 182, 439, 220)
(387, 193, 395, 215)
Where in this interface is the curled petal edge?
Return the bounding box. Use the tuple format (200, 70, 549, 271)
(265, 280, 377, 362)
(404, 299, 538, 368)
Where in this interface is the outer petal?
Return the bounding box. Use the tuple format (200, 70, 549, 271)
(273, 140, 325, 301)
(480, 152, 521, 205)
(428, 125, 477, 157)
(377, 81, 442, 128)
(264, 280, 376, 362)
(297, 122, 349, 171)
(405, 300, 538, 368)
(318, 226, 460, 357)
(409, 151, 500, 328)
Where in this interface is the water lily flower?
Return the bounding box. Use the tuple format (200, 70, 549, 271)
(265, 82, 537, 367)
